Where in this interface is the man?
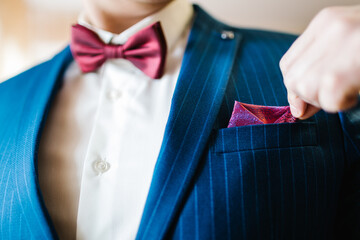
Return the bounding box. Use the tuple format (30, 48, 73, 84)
(0, 0, 359, 239)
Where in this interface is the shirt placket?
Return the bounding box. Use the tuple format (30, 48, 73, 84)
(76, 62, 130, 239)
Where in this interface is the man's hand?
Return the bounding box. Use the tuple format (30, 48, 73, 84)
(280, 5, 360, 119)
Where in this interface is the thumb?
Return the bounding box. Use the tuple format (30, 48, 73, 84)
(287, 91, 307, 118)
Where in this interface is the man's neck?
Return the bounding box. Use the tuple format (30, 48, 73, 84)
(83, 0, 173, 34)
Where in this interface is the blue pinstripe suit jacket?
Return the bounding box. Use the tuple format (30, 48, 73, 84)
(0, 5, 359, 240)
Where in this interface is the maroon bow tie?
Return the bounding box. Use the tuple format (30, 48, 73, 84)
(70, 22, 167, 79)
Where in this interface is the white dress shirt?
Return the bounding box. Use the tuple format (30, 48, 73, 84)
(37, 1, 194, 239)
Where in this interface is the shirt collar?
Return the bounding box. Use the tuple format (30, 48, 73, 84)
(78, 0, 194, 51)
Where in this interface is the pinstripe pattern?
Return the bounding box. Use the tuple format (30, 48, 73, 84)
(161, 6, 357, 240)
(0, 47, 73, 239)
(0, 5, 359, 240)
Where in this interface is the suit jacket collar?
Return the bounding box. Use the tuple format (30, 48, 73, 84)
(136, 5, 242, 239)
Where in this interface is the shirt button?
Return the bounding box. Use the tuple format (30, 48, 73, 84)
(93, 158, 110, 175)
(107, 89, 122, 101)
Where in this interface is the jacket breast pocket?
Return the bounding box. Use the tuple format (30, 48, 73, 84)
(212, 122, 318, 153)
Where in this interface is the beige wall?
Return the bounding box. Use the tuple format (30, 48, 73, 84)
(0, 0, 77, 81)
(194, 0, 358, 33)
(0, 0, 359, 80)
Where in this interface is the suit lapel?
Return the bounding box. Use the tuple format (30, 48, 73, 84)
(136, 6, 242, 239)
(5, 47, 73, 239)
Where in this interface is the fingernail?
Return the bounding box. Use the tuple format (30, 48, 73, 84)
(290, 105, 301, 117)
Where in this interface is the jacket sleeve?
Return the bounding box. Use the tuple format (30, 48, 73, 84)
(335, 104, 360, 239)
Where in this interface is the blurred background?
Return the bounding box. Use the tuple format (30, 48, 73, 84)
(0, 0, 358, 81)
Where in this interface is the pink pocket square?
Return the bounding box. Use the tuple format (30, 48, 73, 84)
(227, 101, 297, 128)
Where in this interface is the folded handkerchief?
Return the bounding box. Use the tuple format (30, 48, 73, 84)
(227, 101, 297, 128)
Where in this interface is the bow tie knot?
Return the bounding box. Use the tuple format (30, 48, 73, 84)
(70, 22, 167, 79)
(104, 45, 125, 59)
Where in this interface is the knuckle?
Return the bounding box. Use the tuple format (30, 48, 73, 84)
(297, 81, 311, 96)
(279, 57, 288, 72)
(334, 15, 353, 31)
(318, 90, 338, 112)
(296, 82, 316, 104)
(318, 6, 339, 19)
(318, 7, 352, 30)
(283, 77, 296, 91)
(320, 73, 357, 111)
(317, 7, 334, 20)
(324, 73, 343, 93)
